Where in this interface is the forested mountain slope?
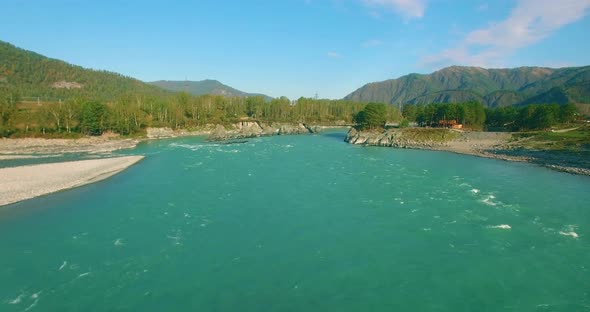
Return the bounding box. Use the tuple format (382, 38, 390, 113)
(345, 65, 590, 108)
(0, 40, 169, 100)
(150, 80, 271, 100)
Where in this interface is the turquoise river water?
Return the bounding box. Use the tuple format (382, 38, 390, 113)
(1, 131, 589, 311)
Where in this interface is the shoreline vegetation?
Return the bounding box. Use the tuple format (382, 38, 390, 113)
(0, 156, 144, 207)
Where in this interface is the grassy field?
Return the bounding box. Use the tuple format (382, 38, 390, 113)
(398, 128, 459, 142)
(512, 124, 590, 151)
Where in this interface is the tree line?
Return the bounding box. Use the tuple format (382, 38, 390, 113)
(1, 84, 580, 138)
(353, 101, 580, 131)
(399, 102, 578, 131)
(0, 88, 379, 137)
(402, 102, 487, 129)
(485, 104, 578, 131)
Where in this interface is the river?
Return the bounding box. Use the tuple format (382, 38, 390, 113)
(1, 131, 589, 311)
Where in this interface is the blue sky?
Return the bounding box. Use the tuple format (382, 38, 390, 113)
(1, 0, 590, 99)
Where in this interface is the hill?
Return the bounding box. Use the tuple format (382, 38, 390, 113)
(344, 65, 590, 108)
(149, 80, 272, 100)
(0, 40, 168, 101)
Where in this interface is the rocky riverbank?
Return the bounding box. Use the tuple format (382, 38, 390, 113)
(0, 122, 329, 159)
(345, 127, 590, 176)
(146, 122, 326, 141)
(207, 121, 322, 141)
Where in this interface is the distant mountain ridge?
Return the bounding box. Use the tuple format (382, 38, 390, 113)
(0, 40, 273, 101)
(344, 65, 590, 108)
(149, 80, 272, 100)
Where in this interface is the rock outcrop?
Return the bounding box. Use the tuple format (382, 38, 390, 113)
(207, 121, 321, 141)
(146, 126, 217, 139)
(52, 81, 83, 89)
(345, 127, 453, 149)
(146, 121, 323, 141)
(342, 127, 590, 177)
(147, 122, 323, 141)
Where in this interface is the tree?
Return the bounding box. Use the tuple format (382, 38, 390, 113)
(63, 99, 81, 133)
(485, 106, 518, 130)
(80, 101, 106, 136)
(0, 88, 19, 137)
(354, 103, 388, 130)
(47, 101, 64, 133)
(402, 104, 417, 121)
(36, 105, 53, 135)
(464, 101, 486, 129)
(531, 104, 559, 129)
(559, 103, 577, 124)
(246, 96, 264, 119)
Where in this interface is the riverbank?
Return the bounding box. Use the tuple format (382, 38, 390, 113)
(0, 156, 144, 207)
(145, 122, 330, 141)
(0, 136, 140, 160)
(345, 127, 590, 176)
(0, 122, 338, 160)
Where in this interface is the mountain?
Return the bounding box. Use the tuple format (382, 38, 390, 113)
(0, 40, 169, 100)
(149, 80, 272, 100)
(344, 65, 590, 108)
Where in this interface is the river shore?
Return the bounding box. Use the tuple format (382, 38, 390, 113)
(0, 156, 144, 207)
(0, 136, 140, 160)
(0, 123, 336, 159)
(1, 126, 588, 178)
(345, 127, 590, 176)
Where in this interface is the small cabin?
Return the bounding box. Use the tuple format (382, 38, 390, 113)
(437, 120, 463, 129)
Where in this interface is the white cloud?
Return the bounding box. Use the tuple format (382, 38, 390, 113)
(327, 51, 342, 58)
(478, 3, 489, 11)
(423, 0, 590, 68)
(362, 39, 383, 47)
(362, 0, 427, 19)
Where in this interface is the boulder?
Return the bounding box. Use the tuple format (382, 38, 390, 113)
(208, 125, 229, 141)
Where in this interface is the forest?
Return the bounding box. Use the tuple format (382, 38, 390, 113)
(401, 102, 487, 129)
(0, 84, 580, 138)
(399, 102, 579, 131)
(484, 104, 578, 131)
(0, 87, 381, 137)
